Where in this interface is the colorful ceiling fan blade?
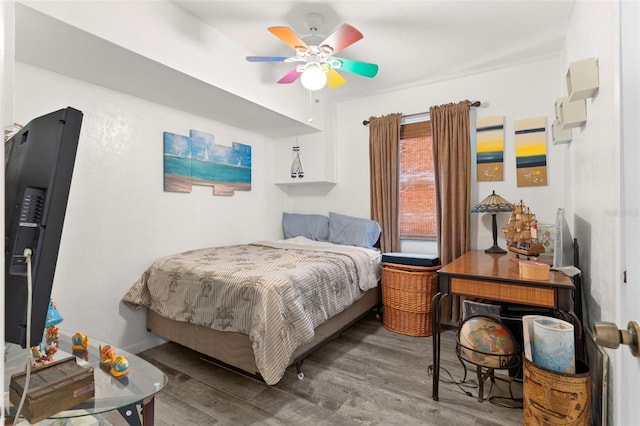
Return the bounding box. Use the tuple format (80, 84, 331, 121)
(321, 24, 363, 54)
(268, 26, 309, 51)
(331, 57, 379, 78)
(246, 56, 288, 62)
(327, 68, 347, 89)
(277, 68, 302, 84)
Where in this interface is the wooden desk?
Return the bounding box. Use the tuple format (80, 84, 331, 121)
(431, 250, 575, 401)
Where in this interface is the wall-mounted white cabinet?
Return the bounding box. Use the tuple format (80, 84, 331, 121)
(566, 57, 599, 101)
(555, 97, 587, 129)
(552, 120, 572, 144)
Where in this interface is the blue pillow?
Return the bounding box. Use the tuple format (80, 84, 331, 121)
(282, 213, 330, 241)
(328, 212, 382, 248)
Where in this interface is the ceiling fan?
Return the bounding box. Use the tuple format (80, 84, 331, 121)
(246, 15, 379, 91)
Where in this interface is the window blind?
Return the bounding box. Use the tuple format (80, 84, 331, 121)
(399, 120, 437, 240)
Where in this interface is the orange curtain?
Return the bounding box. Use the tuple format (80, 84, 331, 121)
(368, 113, 402, 253)
(430, 101, 472, 321)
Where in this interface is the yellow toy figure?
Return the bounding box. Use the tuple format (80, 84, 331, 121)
(99, 344, 116, 372)
(71, 332, 89, 351)
(111, 355, 129, 379)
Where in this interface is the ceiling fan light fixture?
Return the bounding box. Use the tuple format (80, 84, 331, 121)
(248, 22, 376, 91)
(300, 66, 327, 91)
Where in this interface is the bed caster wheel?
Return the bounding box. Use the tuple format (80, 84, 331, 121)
(297, 372, 304, 380)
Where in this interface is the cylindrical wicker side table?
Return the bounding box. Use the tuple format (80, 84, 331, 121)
(381, 262, 439, 337)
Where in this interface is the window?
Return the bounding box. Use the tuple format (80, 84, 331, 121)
(399, 119, 437, 240)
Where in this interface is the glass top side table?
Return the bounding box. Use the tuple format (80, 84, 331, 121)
(4, 329, 167, 425)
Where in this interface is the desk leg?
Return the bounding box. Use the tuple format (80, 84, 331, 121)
(431, 291, 444, 401)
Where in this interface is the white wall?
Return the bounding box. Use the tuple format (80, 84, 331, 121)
(563, 1, 621, 424)
(564, 0, 619, 328)
(14, 63, 287, 353)
(288, 56, 567, 255)
(1, 0, 14, 131)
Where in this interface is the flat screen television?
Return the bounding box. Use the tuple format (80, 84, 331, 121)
(5, 107, 83, 348)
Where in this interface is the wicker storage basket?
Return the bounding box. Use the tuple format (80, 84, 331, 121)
(381, 262, 439, 337)
(523, 357, 591, 425)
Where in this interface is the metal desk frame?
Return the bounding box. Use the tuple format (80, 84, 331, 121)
(431, 250, 576, 401)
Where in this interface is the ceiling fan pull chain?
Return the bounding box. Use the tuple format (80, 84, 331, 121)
(308, 90, 315, 123)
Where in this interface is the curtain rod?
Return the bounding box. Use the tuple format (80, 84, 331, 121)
(362, 100, 481, 126)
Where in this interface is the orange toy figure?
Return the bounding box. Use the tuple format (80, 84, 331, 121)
(111, 355, 129, 379)
(99, 344, 116, 372)
(71, 332, 89, 351)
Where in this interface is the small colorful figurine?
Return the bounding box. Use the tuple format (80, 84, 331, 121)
(47, 345, 57, 356)
(71, 332, 89, 351)
(45, 325, 60, 346)
(111, 355, 129, 378)
(30, 344, 53, 367)
(41, 299, 63, 361)
(45, 299, 63, 328)
(31, 344, 45, 361)
(99, 344, 116, 367)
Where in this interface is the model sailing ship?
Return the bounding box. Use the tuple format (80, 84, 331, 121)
(502, 200, 545, 256)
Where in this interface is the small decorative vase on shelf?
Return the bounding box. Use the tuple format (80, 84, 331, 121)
(290, 145, 304, 178)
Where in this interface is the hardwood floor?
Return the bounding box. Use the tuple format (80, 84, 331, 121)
(136, 311, 524, 425)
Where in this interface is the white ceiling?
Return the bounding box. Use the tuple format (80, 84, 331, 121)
(14, 1, 576, 137)
(171, 0, 576, 102)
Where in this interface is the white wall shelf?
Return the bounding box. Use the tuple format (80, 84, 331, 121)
(555, 97, 587, 129)
(275, 180, 337, 187)
(566, 57, 599, 101)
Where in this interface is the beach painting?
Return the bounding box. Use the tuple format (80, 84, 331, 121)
(163, 129, 252, 196)
(514, 117, 548, 187)
(476, 115, 505, 182)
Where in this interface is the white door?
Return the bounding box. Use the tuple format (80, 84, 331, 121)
(619, 1, 640, 424)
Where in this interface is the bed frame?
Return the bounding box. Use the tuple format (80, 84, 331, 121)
(146, 286, 381, 381)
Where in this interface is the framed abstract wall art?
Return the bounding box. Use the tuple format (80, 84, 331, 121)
(514, 117, 548, 187)
(163, 129, 251, 196)
(476, 116, 505, 182)
(163, 132, 193, 193)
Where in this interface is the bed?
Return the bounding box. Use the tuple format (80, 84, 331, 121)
(123, 213, 383, 385)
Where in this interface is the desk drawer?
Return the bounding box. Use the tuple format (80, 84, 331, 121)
(450, 278, 556, 308)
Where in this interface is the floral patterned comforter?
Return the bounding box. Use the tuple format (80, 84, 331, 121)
(122, 237, 381, 384)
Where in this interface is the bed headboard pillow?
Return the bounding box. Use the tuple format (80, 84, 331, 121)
(328, 212, 382, 248)
(282, 212, 330, 241)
